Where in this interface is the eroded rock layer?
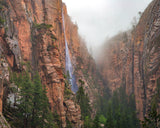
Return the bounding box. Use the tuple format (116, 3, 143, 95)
(0, 0, 103, 127)
(98, 0, 160, 120)
(0, 0, 81, 127)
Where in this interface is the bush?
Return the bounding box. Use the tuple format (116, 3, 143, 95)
(0, 16, 4, 25)
(33, 23, 52, 30)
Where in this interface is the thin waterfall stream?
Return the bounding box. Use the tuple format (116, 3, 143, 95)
(62, 10, 78, 93)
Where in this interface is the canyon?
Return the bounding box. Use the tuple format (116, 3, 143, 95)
(0, 0, 102, 127)
(98, 0, 160, 120)
(0, 0, 160, 127)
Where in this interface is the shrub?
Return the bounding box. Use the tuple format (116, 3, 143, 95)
(0, 16, 4, 25)
(33, 23, 52, 30)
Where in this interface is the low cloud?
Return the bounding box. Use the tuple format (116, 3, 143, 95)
(63, 0, 152, 50)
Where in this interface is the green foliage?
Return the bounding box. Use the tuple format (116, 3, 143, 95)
(0, 1, 7, 25)
(141, 108, 160, 128)
(99, 115, 106, 124)
(18, 72, 34, 128)
(76, 79, 91, 120)
(97, 87, 110, 117)
(66, 118, 72, 128)
(64, 87, 72, 100)
(6, 71, 54, 128)
(64, 79, 72, 100)
(93, 114, 101, 128)
(0, 0, 8, 11)
(0, 16, 4, 25)
(84, 116, 92, 128)
(53, 111, 61, 128)
(66, 71, 71, 82)
(103, 87, 140, 128)
(141, 79, 160, 128)
(33, 23, 52, 30)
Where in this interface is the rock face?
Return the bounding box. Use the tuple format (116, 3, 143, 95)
(0, 113, 11, 128)
(0, 0, 103, 127)
(62, 5, 104, 111)
(64, 100, 81, 127)
(98, 0, 160, 120)
(0, 0, 83, 127)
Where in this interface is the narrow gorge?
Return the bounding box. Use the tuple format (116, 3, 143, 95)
(0, 0, 160, 128)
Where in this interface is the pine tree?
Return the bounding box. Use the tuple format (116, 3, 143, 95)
(31, 72, 43, 127)
(84, 116, 92, 128)
(105, 101, 115, 128)
(12, 71, 54, 128)
(104, 87, 140, 128)
(76, 79, 91, 119)
(32, 72, 54, 128)
(93, 114, 101, 128)
(41, 84, 54, 128)
(18, 72, 34, 128)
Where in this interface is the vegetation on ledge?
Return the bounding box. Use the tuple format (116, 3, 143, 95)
(33, 23, 52, 30)
(3, 71, 55, 128)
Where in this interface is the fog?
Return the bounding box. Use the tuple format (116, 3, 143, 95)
(63, 0, 152, 54)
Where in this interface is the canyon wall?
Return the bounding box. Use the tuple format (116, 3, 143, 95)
(63, 5, 104, 112)
(0, 0, 103, 127)
(98, 0, 160, 120)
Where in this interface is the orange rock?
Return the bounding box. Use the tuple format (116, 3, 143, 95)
(97, 0, 160, 120)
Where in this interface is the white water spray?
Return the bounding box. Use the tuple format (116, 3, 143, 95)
(62, 9, 78, 93)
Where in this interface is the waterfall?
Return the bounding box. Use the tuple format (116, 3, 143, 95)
(62, 9, 78, 93)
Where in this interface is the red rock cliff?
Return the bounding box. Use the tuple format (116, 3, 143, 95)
(98, 0, 160, 120)
(0, 0, 83, 127)
(0, 0, 104, 127)
(62, 4, 104, 114)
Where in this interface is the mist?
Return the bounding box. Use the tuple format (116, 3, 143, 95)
(63, 0, 152, 56)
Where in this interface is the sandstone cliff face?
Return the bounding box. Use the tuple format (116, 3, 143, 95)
(98, 0, 160, 120)
(0, 0, 84, 127)
(0, 0, 103, 127)
(63, 5, 104, 113)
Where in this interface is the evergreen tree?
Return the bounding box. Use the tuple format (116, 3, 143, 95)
(31, 72, 43, 127)
(99, 115, 106, 125)
(84, 116, 92, 128)
(93, 114, 101, 128)
(105, 101, 115, 128)
(31, 72, 54, 128)
(141, 80, 160, 128)
(53, 110, 61, 128)
(10, 71, 54, 128)
(18, 72, 34, 128)
(76, 79, 91, 119)
(41, 84, 54, 128)
(104, 87, 140, 128)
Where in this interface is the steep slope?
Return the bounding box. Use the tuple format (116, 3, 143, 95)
(0, 0, 103, 127)
(98, 0, 160, 120)
(0, 0, 81, 127)
(63, 5, 104, 111)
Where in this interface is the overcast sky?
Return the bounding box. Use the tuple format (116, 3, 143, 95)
(63, 0, 152, 49)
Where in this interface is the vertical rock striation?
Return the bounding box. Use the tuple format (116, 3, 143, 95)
(98, 0, 160, 120)
(0, 0, 84, 127)
(0, 0, 103, 127)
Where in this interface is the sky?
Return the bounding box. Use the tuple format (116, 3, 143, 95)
(62, 0, 153, 50)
